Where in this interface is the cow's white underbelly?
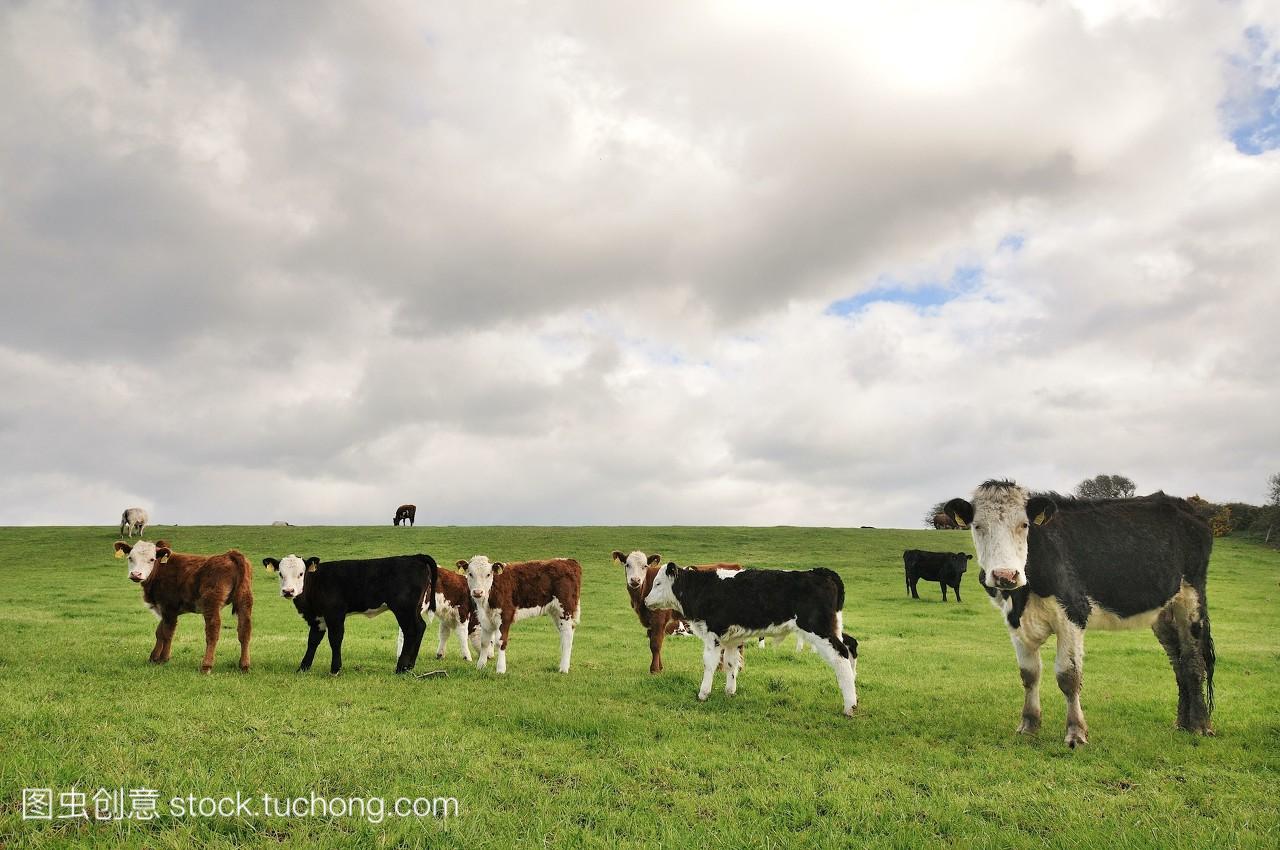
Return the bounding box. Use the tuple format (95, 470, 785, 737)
(358, 605, 389, 618)
(690, 617, 800, 645)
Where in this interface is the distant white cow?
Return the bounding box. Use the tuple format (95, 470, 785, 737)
(120, 508, 148, 539)
(271, 521, 291, 527)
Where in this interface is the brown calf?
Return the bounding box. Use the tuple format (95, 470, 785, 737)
(456, 556, 582, 674)
(114, 539, 253, 673)
(612, 551, 741, 673)
(396, 566, 479, 661)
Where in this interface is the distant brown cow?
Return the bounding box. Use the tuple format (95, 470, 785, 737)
(394, 504, 417, 527)
(114, 539, 253, 673)
(612, 551, 743, 673)
(933, 512, 958, 530)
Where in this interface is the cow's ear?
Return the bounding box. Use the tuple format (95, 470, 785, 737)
(647, 554, 661, 566)
(455, 559, 468, 571)
(155, 547, 171, 563)
(305, 556, 321, 572)
(114, 541, 131, 558)
(492, 562, 505, 574)
(611, 550, 625, 563)
(1027, 496, 1056, 526)
(664, 562, 677, 577)
(944, 498, 974, 529)
(262, 558, 279, 572)
(154, 540, 170, 549)
(965, 554, 973, 560)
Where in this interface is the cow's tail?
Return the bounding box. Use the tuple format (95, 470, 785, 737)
(418, 554, 438, 614)
(227, 549, 253, 613)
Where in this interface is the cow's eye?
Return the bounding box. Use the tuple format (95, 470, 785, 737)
(1019, 522, 1029, 530)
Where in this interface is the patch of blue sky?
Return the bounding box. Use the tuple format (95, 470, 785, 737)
(1223, 26, 1280, 155)
(826, 264, 984, 317)
(998, 233, 1026, 253)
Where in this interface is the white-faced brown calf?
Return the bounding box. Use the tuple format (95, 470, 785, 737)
(115, 539, 253, 673)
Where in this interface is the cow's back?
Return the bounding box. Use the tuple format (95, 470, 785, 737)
(497, 559, 582, 611)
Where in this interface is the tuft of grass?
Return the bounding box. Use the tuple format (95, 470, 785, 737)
(0, 525, 1277, 848)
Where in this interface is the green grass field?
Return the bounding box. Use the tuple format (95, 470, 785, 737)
(1, 525, 1277, 848)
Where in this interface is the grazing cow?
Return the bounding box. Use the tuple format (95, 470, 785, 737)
(945, 480, 1215, 747)
(394, 504, 417, 527)
(114, 539, 252, 673)
(456, 556, 581, 674)
(395, 567, 480, 662)
(271, 521, 291, 527)
(903, 549, 972, 602)
(119, 508, 148, 539)
(262, 553, 438, 675)
(611, 550, 745, 673)
(644, 563, 859, 716)
(933, 512, 958, 530)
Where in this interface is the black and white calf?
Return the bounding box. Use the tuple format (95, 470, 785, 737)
(644, 564, 859, 716)
(903, 549, 972, 602)
(263, 553, 438, 675)
(946, 481, 1215, 747)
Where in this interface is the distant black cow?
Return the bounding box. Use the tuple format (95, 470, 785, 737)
(262, 553, 437, 675)
(394, 504, 417, 527)
(644, 563, 859, 716)
(946, 481, 1215, 747)
(903, 549, 972, 601)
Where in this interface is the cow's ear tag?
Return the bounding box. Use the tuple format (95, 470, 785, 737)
(114, 549, 124, 559)
(1034, 511, 1049, 526)
(159, 554, 170, 563)
(307, 563, 318, 573)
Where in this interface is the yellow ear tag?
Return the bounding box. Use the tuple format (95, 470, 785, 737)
(159, 554, 170, 563)
(307, 563, 317, 573)
(114, 549, 124, 559)
(1034, 511, 1048, 526)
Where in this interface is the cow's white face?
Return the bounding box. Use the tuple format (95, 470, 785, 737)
(263, 554, 317, 598)
(946, 481, 1055, 591)
(115, 540, 168, 582)
(643, 563, 682, 612)
(613, 550, 660, 590)
(457, 556, 503, 602)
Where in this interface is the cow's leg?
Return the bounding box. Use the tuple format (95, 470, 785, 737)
(455, 622, 473, 661)
(798, 629, 858, 716)
(436, 619, 450, 659)
(698, 637, 721, 701)
(475, 626, 496, 670)
(940, 581, 948, 602)
(953, 582, 962, 603)
(556, 614, 575, 673)
(299, 623, 324, 671)
(200, 609, 221, 674)
(1055, 624, 1088, 748)
(325, 616, 345, 675)
(151, 615, 177, 664)
(392, 606, 423, 673)
(909, 575, 920, 600)
(236, 597, 252, 672)
(495, 619, 511, 674)
(723, 641, 743, 696)
(1012, 632, 1046, 734)
(1154, 589, 1213, 734)
(649, 625, 666, 674)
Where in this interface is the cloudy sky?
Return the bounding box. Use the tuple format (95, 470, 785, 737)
(2, 1, 1278, 527)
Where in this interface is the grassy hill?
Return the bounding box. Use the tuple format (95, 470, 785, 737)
(1, 525, 1277, 848)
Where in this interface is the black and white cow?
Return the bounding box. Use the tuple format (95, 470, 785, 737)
(945, 480, 1215, 747)
(903, 549, 972, 602)
(644, 563, 859, 716)
(262, 553, 438, 675)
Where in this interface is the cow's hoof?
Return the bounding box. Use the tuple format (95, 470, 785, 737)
(436, 652, 444, 659)
(697, 692, 710, 702)
(200, 667, 212, 675)
(1018, 716, 1041, 735)
(297, 666, 310, 673)
(329, 670, 341, 677)
(239, 665, 250, 673)
(1065, 727, 1088, 748)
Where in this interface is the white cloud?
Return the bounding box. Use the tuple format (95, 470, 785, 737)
(0, 0, 1276, 528)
